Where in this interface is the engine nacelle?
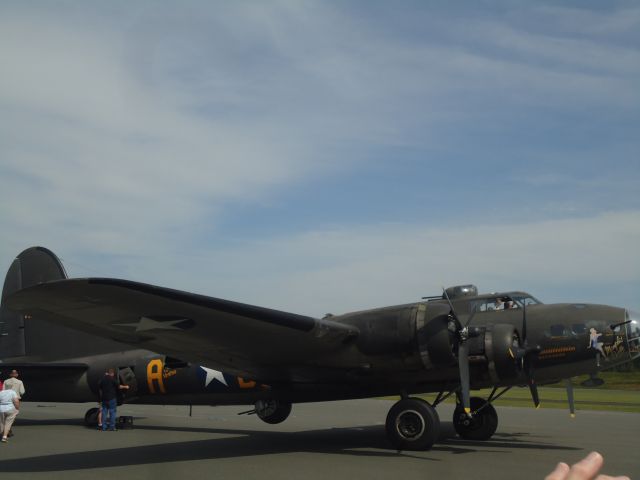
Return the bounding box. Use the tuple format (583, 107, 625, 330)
(483, 323, 521, 383)
(418, 305, 458, 368)
(417, 311, 522, 383)
(341, 301, 523, 384)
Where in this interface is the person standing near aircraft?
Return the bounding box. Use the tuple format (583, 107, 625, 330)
(4, 370, 25, 398)
(98, 368, 129, 431)
(0, 387, 19, 442)
(3, 369, 25, 438)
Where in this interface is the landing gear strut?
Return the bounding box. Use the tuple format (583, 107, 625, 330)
(385, 398, 440, 451)
(453, 396, 498, 440)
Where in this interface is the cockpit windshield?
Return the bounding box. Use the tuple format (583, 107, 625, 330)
(473, 294, 542, 312)
(511, 294, 542, 307)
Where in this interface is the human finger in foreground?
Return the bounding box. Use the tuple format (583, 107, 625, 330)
(545, 452, 631, 480)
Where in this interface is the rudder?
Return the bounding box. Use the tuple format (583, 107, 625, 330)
(0, 247, 68, 358)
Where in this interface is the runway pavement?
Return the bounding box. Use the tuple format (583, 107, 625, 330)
(0, 399, 638, 480)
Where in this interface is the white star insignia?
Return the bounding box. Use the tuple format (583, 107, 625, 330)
(201, 366, 228, 387)
(114, 316, 188, 332)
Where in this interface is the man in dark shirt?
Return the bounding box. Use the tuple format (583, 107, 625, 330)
(98, 368, 129, 431)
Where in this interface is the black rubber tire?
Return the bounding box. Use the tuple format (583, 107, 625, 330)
(256, 400, 292, 424)
(385, 398, 440, 451)
(453, 397, 498, 440)
(84, 407, 100, 427)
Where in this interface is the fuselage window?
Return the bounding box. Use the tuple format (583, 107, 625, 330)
(549, 324, 568, 337)
(571, 324, 586, 335)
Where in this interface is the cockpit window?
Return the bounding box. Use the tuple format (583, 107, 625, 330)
(474, 294, 542, 312)
(511, 295, 543, 307)
(475, 298, 516, 311)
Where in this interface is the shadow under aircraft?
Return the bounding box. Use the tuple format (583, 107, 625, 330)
(1, 247, 639, 450)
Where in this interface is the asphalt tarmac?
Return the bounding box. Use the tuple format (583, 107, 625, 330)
(0, 399, 638, 480)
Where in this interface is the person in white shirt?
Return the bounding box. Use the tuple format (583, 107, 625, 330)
(3, 370, 25, 438)
(0, 388, 19, 442)
(4, 370, 25, 399)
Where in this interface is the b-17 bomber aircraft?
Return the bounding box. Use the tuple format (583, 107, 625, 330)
(1, 247, 639, 450)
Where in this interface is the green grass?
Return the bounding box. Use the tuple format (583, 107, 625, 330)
(390, 387, 640, 413)
(382, 372, 640, 413)
(546, 370, 640, 391)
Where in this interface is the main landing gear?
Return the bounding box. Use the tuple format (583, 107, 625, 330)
(385, 397, 440, 450)
(84, 407, 100, 427)
(385, 390, 504, 450)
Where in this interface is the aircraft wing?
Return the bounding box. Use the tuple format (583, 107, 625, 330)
(7, 278, 359, 381)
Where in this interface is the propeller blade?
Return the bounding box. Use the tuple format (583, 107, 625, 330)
(565, 379, 576, 418)
(458, 342, 471, 416)
(528, 378, 540, 408)
(442, 287, 474, 418)
(442, 286, 457, 319)
(464, 305, 478, 328)
(524, 354, 540, 408)
(522, 301, 527, 342)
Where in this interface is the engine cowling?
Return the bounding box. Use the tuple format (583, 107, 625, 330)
(340, 301, 523, 385)
(417, 308, 522, 383)
(483, 323, 521, 383)
(417, 304, 458, 368)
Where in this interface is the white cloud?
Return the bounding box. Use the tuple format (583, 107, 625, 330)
(0, 5, 320, 260)
(0, 3, 638, 319)
(95, 210, 639, 317)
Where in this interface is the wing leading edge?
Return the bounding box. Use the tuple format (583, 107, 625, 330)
(7, 278, 359, 381)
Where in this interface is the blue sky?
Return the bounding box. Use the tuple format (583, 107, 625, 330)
(1, 1, 638, 316)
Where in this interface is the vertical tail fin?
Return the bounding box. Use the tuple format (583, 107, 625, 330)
(1, 247, 67, 358)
